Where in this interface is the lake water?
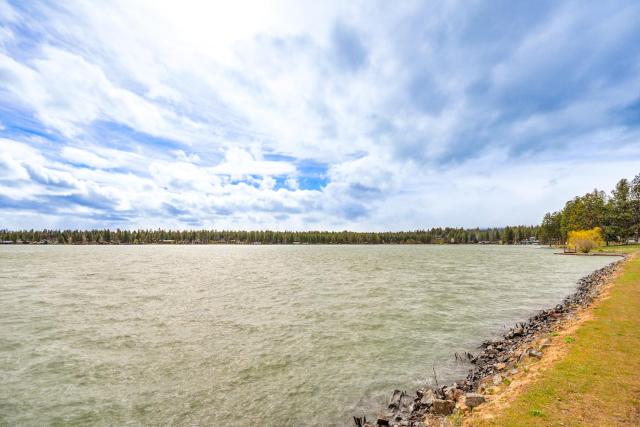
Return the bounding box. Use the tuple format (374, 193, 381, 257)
(0, 245, 613, 426)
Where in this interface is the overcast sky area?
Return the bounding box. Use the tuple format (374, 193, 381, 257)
(1, 1, 639, 230)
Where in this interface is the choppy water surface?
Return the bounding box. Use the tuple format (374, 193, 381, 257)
(0, 245, 613, 426)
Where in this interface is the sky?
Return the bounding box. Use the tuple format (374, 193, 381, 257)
(1, 0, 639, 231)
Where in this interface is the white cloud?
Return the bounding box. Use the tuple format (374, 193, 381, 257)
(0, 0, 18, 23)
(211, 147, 296, 178)
(173, 149, 201, 163)
(0, 2, 639, 229)
(60, 147, 111, 169)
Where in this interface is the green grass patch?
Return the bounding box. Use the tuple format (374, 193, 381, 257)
(528, 409, 544, 417)
(593, 243, 640, 254)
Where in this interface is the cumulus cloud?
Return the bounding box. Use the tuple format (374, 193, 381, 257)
(211, 147, 296, 178)
(0, 0, 639, 229)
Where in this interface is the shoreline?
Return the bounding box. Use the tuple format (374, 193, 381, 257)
(355, 257, 625, 427)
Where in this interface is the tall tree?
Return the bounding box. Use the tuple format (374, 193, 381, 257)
(609, 179, 633, 242)
(631, 173, 640, 241)
(540, 211, 563, 245)
(561, 190, 607, 235)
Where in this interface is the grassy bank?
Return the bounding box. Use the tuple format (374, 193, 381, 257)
(475, 252, 640, 426)
(593, 243, 640, 254)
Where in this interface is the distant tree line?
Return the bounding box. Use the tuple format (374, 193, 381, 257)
(539, 172, 640, 245)
(0, 226, 540, 245)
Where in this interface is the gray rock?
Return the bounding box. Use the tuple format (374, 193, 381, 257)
(464, 393, 485, 409)
(399, 393, 414, 409)
(419, 389, 436, 406)
(388, 390, 402, 408)
(528, 349, 543, 358)
(431, 399, 455, 416)
(444, 386, 459, 401)
(492, 374, 503, 385)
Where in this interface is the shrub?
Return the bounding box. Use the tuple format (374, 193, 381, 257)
(567, 227, 605, 253)
(529, 409, 544, 417)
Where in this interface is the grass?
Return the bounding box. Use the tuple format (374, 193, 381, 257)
(592, 243, 640, 254)
(481, 252, 640, 426)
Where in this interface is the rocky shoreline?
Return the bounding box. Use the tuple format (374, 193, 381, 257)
(354, 258, 625, 427)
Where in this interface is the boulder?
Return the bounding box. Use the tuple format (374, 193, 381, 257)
(419, 389, 436, 407)
(376, 417, 390, 426)
(464, 393, 485, 409)
(431, 399, 455, 416)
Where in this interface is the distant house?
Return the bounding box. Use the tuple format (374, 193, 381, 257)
(520, 236, 540, 245)
(160, 239, 175, 244)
